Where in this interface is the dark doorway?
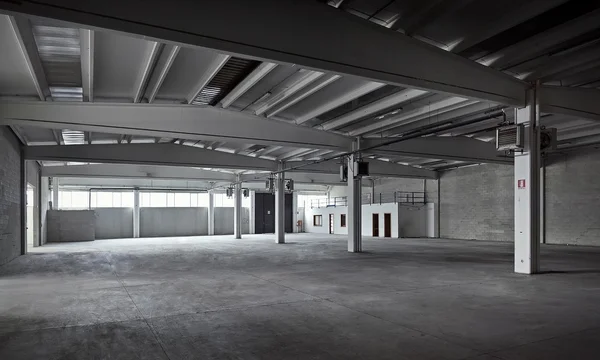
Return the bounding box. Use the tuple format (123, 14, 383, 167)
(372, 213, 379, 237)
(328, 214, 334, 234)
(384, 213, 392, 238)
(254, 193, 293, 234)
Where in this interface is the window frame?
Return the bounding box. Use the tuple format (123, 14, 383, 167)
(340, 214, 346, 227)
(313, 215, 323, 227)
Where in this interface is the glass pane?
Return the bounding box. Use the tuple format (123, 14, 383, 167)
(26, 189, 34, 206)
(167, 193, 175, 207)
(112, 192, 122, 207)
(71, 191, 89, 209)
(91, 192, 97, 208)
(198, 193, 209, 207)
(150, 193, 167, 207)
(121, 192, 134, 208)
(174, 193, 190, 207)
(96, 192, 113, 207)
(191, 193, 198, 207)
(141, 193, 151, 207)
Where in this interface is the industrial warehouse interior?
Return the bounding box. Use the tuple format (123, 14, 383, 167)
(1, 0, 600, 359)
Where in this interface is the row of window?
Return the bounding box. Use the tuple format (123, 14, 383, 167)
(313, 214, 346, 227)
(57, 191, 251, 209)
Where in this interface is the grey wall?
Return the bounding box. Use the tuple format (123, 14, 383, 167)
(95, 208, 133, 239)
(47, 210, 95, 242)
(215, 207, 250, 235)
(545, 150, 600, 245)
(0, 127, 22, 265)
(399, 203, 436, 238)
(439, 164, 513, 241)
(140, 207, 208, 237)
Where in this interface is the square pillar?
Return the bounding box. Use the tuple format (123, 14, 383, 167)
(249, 190, 255, 234)
(514, 88, 541, 274)
(292, 191, 298, 233)
(234, 176, 242, 239)
(208, 190, 215, 235)
(133, 188, 140, 238)
(275, 163, 285, 244)
(52, 177, 59, 209)
(348, 141, 362, 253)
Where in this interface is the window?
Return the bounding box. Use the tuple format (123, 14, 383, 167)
(140, 192, 209, 207)
(313, 215, 323, 227)
(341, 214, 346, 227)
(89, 191, 134, 208)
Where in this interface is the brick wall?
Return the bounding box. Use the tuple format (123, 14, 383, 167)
(545, 149, 600, 245)
(439, 164, 514, 241)
(0, 127, 22, 265)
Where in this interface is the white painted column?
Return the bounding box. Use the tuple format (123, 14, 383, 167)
(234, 176, 242, 239)
(208, 190, 215, 236)
(514, 88, 541, 274)
(133, 188, 140, 238)
(292, 191, 298, 233)
(52, 177, 59, 209)
(275, 162, 285, 244)
(249, 190, 255, 234)
(347, 141, 362, 252)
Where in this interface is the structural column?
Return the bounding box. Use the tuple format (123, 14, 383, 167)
(234, 175, 242, 239)
(347, 140, 362, 252)
(514, 87, 541, 274)
(52, 177, 59, 209)
(292, 191, 298, 233)
(249, 190, 255, 234)
(275, 162, 285, 243)
(208, 190, 215, 236)
(133, 188, 140, 238)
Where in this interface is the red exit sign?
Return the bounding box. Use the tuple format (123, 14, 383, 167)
(518, 179, 526, 189)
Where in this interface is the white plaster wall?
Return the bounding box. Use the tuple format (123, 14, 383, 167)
(305, 203, 400, 237)
(398, 203, 436, 238)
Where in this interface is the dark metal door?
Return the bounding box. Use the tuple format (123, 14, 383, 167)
(372, 213, 379, 237)
(384, 213, 392, 238)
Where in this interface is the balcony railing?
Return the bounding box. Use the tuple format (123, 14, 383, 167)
(309, 191, 426, 209)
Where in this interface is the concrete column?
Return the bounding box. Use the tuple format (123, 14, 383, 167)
(514, 87, 541, 274)
(52, 177, 59, 210)
(234, 176, 242, 239)
(249, 190, 255, 234)
(292, 191, 298, 233)
(208, 190, 215, 235)
(275, 162, 285, 243)
(347, 141, 362, 252)
(133, 188, 140, 238)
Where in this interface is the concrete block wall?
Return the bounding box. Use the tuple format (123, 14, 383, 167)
(439, 164, 513, 241)
(140, 207, 208, 238)
(47, 210, 95, 242)
(0, 127, 22, 265)
(95, 208, 134, 239)
(545, 150, 600, 246)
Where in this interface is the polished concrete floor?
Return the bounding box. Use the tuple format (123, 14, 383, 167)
(1, 234, 599, 359)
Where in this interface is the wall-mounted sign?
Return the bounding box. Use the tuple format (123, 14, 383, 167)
(518, 179, 526, 189)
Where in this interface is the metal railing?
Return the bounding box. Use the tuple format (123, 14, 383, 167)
(309, 196, 347, 208)
(310, 191, 426, 208)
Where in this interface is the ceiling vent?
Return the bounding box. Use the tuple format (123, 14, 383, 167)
(496, 124, 524, 151)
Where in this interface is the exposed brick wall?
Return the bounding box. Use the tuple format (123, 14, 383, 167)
(545, 149, 600, 246)
(440, 164, 514, 241)
(0, 127, 22, 265)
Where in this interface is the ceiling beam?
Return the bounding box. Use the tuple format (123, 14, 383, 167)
(241, 171, 345, 186)
(286, 159, 437, 179)
(41, 163, 236, 181)
(143, 44, 180, 103)
(187, 53, 230, 104)
(295, 81, 384, 124)
(8, 16, 51, 101)
(266, 74, 341, 118)
(254, 69, 324, 116)
(0, 0, 526, 105)
(219, 62, 278, 108)
(133, 41, 161, 103)
(0, 101, 353, 149)
(363, 136, 512, 165)
(321, 89, 427, 131)
(25, 143, 278, 171)
(539, 86, 600, 122)
(80, 29, 94, 102)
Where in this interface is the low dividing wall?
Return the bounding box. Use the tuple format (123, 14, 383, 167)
(95, 208, 133, 239)
(140, 207, 208, 237)
(47, 210, 95, 242)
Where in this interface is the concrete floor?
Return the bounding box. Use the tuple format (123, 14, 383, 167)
(1, 234, 600, 359)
